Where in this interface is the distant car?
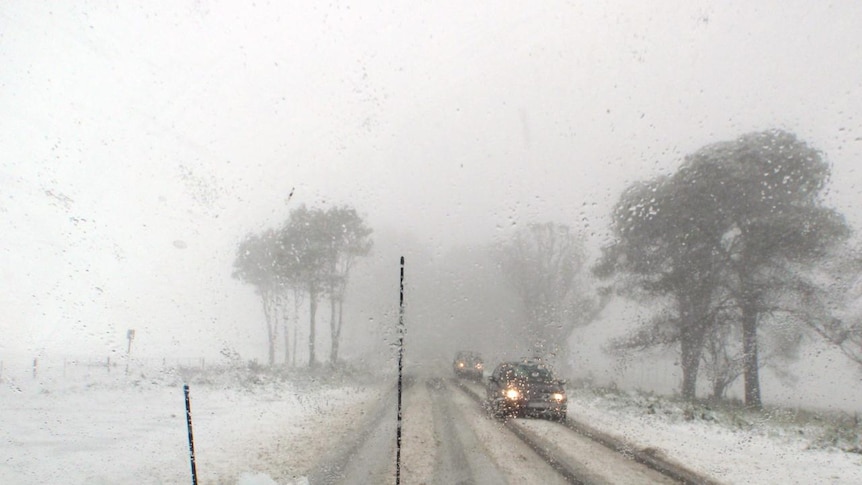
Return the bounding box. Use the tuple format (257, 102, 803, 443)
(453, 351, 484, 380)
(485, 360, 567, 421)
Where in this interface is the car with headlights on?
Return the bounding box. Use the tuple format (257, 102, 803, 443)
(485, 360, 567, 421)
(453, 351, 484, 380)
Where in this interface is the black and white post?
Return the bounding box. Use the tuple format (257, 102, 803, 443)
(395, 256, 405, 485)
(184, 384, 198, 485)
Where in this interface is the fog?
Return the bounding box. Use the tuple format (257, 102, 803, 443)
(2, 2, 862, 409)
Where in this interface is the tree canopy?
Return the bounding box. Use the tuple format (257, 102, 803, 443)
(232, 203, 373, 367)
(498, 222, 603, 369)
(596, 129, 849, 403)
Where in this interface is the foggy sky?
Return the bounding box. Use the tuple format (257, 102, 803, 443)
(2, 0, 862, 373)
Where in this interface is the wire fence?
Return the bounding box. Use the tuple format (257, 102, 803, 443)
(0, 355, 209, 384)
(1, 353, 686, 397)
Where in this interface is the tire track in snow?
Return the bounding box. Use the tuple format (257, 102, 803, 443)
(443, 378, 570, 484)
(306, 383, 400, 484)
(454, 379, 715, 485)
(427, 378, 508, 485)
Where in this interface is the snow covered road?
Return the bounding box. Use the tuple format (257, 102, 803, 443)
(323, 376, 687, 484)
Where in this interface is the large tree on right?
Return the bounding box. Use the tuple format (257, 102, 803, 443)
(599, 129, 849, 406)
(693, 130, 848, 407)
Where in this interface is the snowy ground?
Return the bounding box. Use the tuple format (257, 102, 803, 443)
(564, 386, 862, 484)
(0, 365, 386, 485)
(4, 364, 861, 484)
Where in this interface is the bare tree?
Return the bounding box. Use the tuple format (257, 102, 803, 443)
(498, 222, 598, 368)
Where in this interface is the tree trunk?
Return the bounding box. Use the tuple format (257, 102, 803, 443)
(293, 324, 298, 367)
(284, 316, 290, 367)
(712, 376, 728, 401)
(261, 293, 275, 366)
(680, 331, 703, 401)
(308, 288, 318, 367)
(276, 292, 288, 367)
(527, 304, 548, 357)
(292, 289, 300, 367)
(330, 298, 344, 364)
(267, 329, 275, 366)
(329, 296, 337, 364)
(336, 299, 344, 362)
(678, 297, 707, 401)
(741, 302, 762, 408)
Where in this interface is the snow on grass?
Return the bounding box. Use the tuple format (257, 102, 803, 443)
(0, 365, 386, 485)
(566, 386, 862, 484)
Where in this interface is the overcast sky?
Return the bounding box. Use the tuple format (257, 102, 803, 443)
(1, 1, 861, 365)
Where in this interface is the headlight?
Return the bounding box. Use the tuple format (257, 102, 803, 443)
(504, 388, 521, 400)
(458, 362, 464, 368)
(475, 363, 483, 369)
(552, 392, 565, 401)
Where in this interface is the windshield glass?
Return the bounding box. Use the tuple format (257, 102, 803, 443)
(512, 364, 555, 382)
(3, 2, 862, 484)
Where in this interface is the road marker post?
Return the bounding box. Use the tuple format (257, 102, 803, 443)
(184, 384, 198, 485)
(395, 256, 405, 485)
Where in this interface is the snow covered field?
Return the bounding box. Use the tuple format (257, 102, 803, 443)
(0, 365, 385, 485)
(565, 386, 862, 484)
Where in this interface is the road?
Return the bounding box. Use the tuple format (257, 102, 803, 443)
(306, 376, 703, 484)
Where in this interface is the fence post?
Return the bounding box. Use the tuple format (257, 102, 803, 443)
(33, 358, 38, 379)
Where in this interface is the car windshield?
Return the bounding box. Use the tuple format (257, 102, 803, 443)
(3, 2, 862, 484)
(512, 365, 555, 382)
